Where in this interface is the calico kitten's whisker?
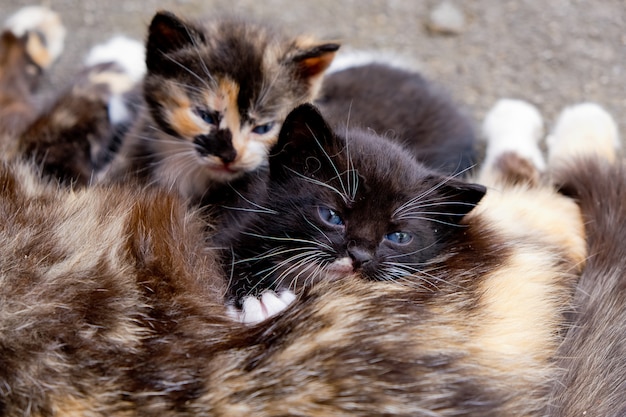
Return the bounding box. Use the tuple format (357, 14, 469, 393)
(163, 54, 212, 90)
(182, 25, 217, 87)
(168, 80, 207, 95)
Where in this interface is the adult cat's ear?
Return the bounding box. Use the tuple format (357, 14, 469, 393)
(146, 11, 202, 72)
(288, 40, 340, 82)
(430, 178, 486, 226)
(269, 103, 338, 181)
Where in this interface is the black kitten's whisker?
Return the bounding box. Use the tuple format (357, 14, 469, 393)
(285, 167, 351, 205)
(240, 231, 334, 252)
(235, 245, 317, 265)
(309, 129, 352, 203)
(394, 215, 467, 228)
(220, 185, 278, 215)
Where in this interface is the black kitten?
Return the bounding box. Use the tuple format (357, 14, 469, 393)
(221, 104, 485, 322)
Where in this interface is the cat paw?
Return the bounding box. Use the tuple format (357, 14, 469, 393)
(228, 290, 297, 325)
(547, 102, 620, 167)
(4, 6, 66, 70)
(481, 98, 546, 172)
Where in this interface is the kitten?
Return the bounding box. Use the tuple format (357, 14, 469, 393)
(1, 8, 141, 186)
(316, 57, 476, 176)
(0, 97, 593, 415)
(221, 103, 486, 321)
(105, 10, 339, 206)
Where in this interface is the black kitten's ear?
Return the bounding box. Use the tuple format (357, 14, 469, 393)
(430, 178, 486, 226)
(146, 11, 202, 72)
(269, 103, 339, 181)
(287, 41, 340, 82)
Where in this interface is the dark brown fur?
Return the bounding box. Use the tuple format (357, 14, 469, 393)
(316, 62, 476, 176)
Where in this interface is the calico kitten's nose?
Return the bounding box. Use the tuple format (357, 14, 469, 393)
(193, 130, 237, 163)
(347, 246, 373, 269)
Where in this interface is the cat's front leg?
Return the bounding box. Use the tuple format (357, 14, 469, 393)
(227, 290, 297, 324)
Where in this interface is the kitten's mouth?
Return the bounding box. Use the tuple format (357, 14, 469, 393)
(325, 257, 354, 280)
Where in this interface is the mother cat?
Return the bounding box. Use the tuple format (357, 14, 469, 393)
(2, 56, 616, 414)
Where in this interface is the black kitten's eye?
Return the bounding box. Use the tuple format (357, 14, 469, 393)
(252, 122, 275, 134)
(385, 231, 413, 245)
(196, 109, 217, 126)
(318, 206, 344, 227)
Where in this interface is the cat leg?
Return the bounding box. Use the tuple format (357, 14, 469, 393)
(17, 36, 145, 185)
(478, 98, 545, 187)
(228, 290, 297, 325)
(0, 6, 65, 138)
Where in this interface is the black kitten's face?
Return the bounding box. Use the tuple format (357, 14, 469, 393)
(228, 104, 485, 301)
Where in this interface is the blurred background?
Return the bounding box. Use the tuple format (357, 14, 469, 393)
(2, 0, 625, 143)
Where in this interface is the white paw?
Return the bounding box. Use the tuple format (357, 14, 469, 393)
(4, 6, 66, 68)
(481, 99, 545, 172)
(228, 290, 296, 325)
(85, 36, 146, 84)
(547, 102, 620, 166)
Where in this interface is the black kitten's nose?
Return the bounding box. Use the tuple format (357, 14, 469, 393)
(347, 247, 373, 269)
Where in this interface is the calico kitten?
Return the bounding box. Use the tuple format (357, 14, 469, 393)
(316, 57, 476, 176)
(0, 97, 592, 416)
(105, 10, 339, 206)
(221, 103, 486, 321)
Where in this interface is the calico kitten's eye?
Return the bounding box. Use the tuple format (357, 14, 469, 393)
(196, 109, 217, 126)
(252, 122, 275, 134)
(385, 231, 413, 245)
(318, 206, 344, 227)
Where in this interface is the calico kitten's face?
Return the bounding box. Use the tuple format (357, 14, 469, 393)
(142, 11, 338, 184)
(227, 104, 485, 302)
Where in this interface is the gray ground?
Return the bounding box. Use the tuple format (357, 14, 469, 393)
(2, 0, 625, 147)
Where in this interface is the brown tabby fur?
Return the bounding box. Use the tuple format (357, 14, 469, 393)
(0, 133, 587, 416)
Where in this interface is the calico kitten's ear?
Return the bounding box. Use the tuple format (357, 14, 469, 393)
(430, 178, 486, 226)
(146, 11, 202, 72)
(269, 103, 339, 181)
(288, 41, 340, 81)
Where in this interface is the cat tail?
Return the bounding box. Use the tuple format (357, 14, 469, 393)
(17, 36, 146, 185)
(543, 103, 626, 417)
(478, 98, 545, 188)
(0, 6, 65, 138)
